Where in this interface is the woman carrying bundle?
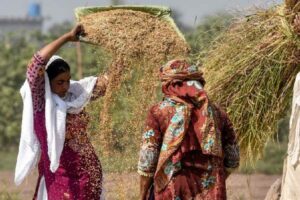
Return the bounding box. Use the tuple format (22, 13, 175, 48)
(14, 24, 108, 199)
(138, 59, 240, 200)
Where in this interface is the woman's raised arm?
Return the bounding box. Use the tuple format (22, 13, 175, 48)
(39, 24, 84, 61)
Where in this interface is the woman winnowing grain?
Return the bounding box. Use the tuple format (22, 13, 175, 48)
(14, 24, 108, 200)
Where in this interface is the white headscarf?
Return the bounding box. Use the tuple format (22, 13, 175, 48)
(15, 55, 97, 185)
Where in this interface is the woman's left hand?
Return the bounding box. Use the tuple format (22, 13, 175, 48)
(66, 24, 85, 42)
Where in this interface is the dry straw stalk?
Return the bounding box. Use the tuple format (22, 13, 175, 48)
(202, 5, 300, 165)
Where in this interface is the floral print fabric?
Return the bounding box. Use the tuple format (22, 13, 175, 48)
(138, 99, 239, 199)
(138, 59, 239, 199)
(27, 53, 105, 200)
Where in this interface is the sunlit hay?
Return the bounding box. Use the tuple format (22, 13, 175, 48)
(201, 5, 300, 165)
(79, 9, 189, 160)
(79, 9, 189, 63)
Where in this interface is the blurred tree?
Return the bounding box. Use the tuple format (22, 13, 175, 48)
(0, 35, 35, 149)
(48, 21, 74, 39)
(186, 12, 235, 54)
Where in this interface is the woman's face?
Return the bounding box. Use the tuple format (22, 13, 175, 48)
(50, 71, 71, 98)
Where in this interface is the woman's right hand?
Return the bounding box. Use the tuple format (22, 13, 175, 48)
(65, 24, 85, 42)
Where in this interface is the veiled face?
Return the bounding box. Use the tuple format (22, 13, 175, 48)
(50, 71, 71, 98)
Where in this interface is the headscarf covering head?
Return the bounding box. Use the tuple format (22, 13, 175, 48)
(159, 59, 205, 86)
(46, 55, 70, 81)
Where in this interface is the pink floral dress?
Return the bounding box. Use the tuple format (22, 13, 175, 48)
(27, 53, 106, 200)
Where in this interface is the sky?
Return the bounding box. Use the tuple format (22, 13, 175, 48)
(0, 0, 283, 30)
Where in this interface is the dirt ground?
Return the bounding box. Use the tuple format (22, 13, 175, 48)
(0, 170, 280, 200)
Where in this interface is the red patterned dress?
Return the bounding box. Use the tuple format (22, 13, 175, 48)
(27, 53, 105, 200)
(138, 81, 240, 200)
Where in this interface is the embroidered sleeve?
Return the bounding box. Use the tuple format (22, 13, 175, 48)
(220, 109, 240, 169)
(138, 106, 162, 177)
(26, 53, 47, 112)
(91, 75, 107, 100)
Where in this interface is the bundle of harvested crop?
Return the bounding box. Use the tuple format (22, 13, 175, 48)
(201, 4, 300, 164)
